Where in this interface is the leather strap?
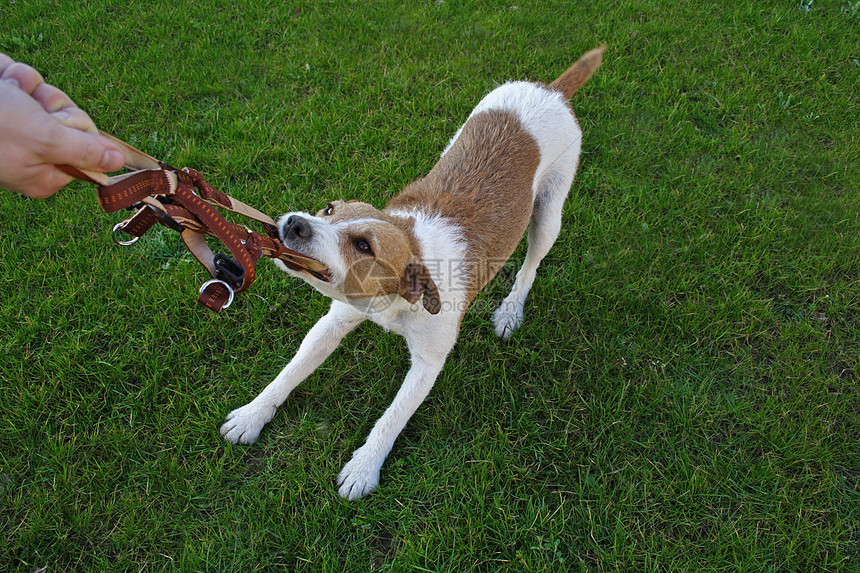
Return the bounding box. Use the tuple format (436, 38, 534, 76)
(61, 133, 327, 312)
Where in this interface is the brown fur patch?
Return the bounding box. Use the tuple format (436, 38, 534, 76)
(386, 109, 541, 300)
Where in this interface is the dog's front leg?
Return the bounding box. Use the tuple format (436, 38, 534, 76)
(337, 320, 458, 500)
(220, 301, 364, 445)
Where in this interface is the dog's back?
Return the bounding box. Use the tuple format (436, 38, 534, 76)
(387, 46, 606, 300)
(386, 108, 540, 299)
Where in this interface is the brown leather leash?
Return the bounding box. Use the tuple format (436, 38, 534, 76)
(58, 132, 329, 312)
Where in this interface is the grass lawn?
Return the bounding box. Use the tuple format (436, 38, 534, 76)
(2, 0, 858, 570)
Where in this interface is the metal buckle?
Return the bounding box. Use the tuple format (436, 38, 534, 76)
(199, 279, 235, 310)
(111, 221, 140, 246)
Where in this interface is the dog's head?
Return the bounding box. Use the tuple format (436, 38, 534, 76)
(276, 200, 440, 314)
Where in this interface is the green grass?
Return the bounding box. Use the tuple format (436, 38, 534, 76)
(1, 0, 858, 570)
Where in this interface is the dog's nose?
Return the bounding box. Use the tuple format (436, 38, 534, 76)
(282, 215, 313, 241)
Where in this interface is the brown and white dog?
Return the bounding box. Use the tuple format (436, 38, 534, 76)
(221, 46, 606, 499)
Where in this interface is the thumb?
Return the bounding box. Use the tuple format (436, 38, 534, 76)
(42, 122, 125, 173)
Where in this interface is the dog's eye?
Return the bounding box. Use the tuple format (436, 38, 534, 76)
(323, 203, 334, 216)
(353, 238, 373, 255)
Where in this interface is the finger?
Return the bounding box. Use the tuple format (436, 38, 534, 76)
(0, 61, 44, 94)
(32, 82, 79, 114)
(50, 106, 99, 134)
(42, 124, 125, 173)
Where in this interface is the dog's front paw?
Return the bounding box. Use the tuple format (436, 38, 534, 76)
(219, 402, 276, 445)
(336, 448, 382, 500)
(493, 301, 524, 340)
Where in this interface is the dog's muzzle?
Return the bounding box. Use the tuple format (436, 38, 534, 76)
(277, 215, 333, 283)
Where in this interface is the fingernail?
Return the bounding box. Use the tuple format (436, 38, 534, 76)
(100, 149, 124, 171)
(2, 77, 20, 89)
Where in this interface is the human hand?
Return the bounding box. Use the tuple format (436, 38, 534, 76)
(0, 53, 125, 198)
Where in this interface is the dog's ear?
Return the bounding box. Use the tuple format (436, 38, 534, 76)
(399, 263, 441, 314)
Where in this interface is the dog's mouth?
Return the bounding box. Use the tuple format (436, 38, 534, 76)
(278, 249, 332, 283)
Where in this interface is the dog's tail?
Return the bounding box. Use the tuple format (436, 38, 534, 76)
(549, 45, 607, 99)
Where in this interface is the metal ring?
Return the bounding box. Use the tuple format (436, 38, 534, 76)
(112, 221, 139, 246)
(199, 279, 235, 310)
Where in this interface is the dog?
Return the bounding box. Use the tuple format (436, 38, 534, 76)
(220, 46, 606, 499)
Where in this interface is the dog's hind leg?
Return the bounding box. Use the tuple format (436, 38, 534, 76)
(493, 166, 574, 339)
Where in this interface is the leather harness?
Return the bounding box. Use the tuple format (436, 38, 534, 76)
(59, 132, 328, 312)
